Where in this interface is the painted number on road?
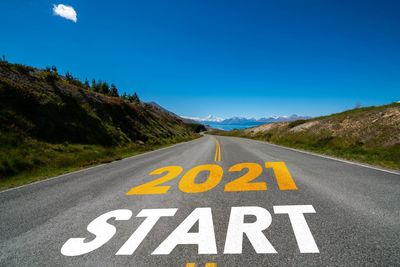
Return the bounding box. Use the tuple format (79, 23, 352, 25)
(126, 162, 297, 195)
(224, 163, 266, 191)
(126, 166, 183, 195)
(179, 164, 224, 193)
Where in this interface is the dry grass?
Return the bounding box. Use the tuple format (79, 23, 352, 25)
(212, 103, 400, 170)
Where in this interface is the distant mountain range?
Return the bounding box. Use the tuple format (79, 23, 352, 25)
(180, 115, 224, 123)
(181, 114, 312, 125)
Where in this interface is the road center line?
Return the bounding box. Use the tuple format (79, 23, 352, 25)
(214, 138, 222, 162)
(186, 263, 217, 267)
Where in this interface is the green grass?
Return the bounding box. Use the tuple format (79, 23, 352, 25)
(210, 130, 400, 170)
(266, 134, 400, 170)
(0, 61, 203, 190)
(0, 135, 199, 191)
(210, 102, 400, 170)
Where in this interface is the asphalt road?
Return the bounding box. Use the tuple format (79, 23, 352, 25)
(1, 135, 399, 266)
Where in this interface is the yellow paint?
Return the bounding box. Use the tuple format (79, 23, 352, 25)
(186, 263, 217, 267)
(265, 162, 298, 190)
(126, 166, 183, 195)
(179, 164, 223, 193)
(214, 138, 221, 162)
(224, 163, 267, 191)
(126, 161, 296, 195)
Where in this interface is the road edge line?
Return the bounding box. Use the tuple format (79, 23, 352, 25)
(0, 136, 205, 194)
(226, 136, 400, 175)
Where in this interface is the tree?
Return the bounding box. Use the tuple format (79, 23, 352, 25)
(91, 79, 102, 93)
(100, 82, 110, 95)
(121, 92, 128, 100)
(91, 79, 97, 91)
(65, 71, 73, 80)
(126, 92, 140, 103)
(132, 92, 140, 103)
(51, 66, 58, 73)
(109, 83, 119, 97)
(84, 78, 90, 89)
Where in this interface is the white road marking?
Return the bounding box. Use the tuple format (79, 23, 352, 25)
(152, 208, 217, 255)
(274, 205, 319, 253)
(60, 205, 319, 256)
(117, 209, 177, 255)
(0, 137, 204, 194)
(224, 206, 276, 254)
(61, 209, 133, 256)
(234, 137, 400, 175)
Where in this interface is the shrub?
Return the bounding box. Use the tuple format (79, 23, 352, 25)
(288, 119, 307, 128)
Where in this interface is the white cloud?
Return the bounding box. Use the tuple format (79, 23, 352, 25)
(53, 4, 77, 23)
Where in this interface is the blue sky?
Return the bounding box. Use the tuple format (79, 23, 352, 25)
(1, 0, 399, 118)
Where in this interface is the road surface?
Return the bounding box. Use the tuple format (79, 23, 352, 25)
(1, 135, 399, 266)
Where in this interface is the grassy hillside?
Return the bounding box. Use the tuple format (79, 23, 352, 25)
(0, 61, 201, 189)
(212, 103, 400, 169)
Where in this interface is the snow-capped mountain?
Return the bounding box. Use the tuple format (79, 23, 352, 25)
(181, 115, 311, 125)
(181, 115, 224, 122)
(256, 114, 311, 123)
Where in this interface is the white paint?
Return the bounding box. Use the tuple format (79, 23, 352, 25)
(61, 209, 132, 256)
(116, 208, 177, 255)
(60, 204, 319, 256)
(224, 206, 277, 254)
(152, 208, 217, 255)
(273, 205, 319, 253)
(248, 137, 400, 175)
(0, 137, 202, 194)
